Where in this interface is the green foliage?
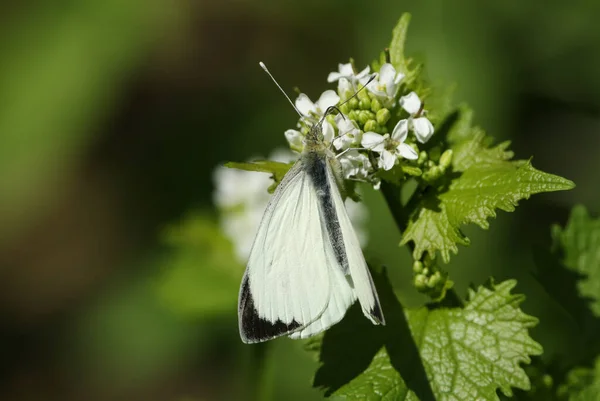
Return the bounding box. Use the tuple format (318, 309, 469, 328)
(551, 205, 600, 316)
(156, 213, 241, 317)
(313, 269, 542, 400)
(558, 357, 600, 401)
(401, 107, 574, 263)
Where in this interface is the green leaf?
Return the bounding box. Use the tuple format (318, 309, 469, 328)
(314, 270, 542, 400)
(401, 107, 575, 262)
(389, 13, 411, 75)
(558, 357, 600, 401)
(225, 160, 293, 192)
(551, 205, 600, 316)
(155, 213, 241, 317)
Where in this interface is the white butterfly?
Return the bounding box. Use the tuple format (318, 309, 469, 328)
(238, 63, 385, 343)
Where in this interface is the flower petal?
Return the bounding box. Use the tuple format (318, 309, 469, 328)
(316, 90, 340, 112)
(338, 77, 353, 95)
(379, 63, 397, 85)
(355, 65, 371, 79)
(397, 143, 418, 160)
(322, 121, 335, 144)
(400, 92, 422, 115)
(327, 72, 342, 83)
(361, 132, 385, 152)
(391, 119, 409, 142)
(285, 129, 304, 149)
(339, 63, 354, 76)
(412, 117, 435, 143)
(295, 94, 315, 116)
(379, 149, 397, 170)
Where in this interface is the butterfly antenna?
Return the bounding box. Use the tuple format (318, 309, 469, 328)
(259, 62, 303, 118)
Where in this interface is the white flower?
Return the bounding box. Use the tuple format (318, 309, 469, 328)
(327, 63, 370, 83)
(333, 114, 361, 150)
(398, 91, 435, 143)
(360, 63, 404, 105)
(361, 123, 418, 171)
(339, 149, 372, 180)
(295, 90, 340, 118)
(213, 165, 272, 261)
(285, 129, 304, 152)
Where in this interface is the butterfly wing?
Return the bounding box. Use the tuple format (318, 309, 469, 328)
(239, 161, 354, 343)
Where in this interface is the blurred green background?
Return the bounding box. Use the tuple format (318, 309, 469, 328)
(0, 1, 598, 400)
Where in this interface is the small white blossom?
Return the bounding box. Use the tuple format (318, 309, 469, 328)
(339, 149, 372, 180)
(327, 63, 370, 83)
(360, 63, 404, 105)
(333, 114, 361, 150)
(295, 90, 340, 118)
(398, 91, 435, 143)
(213, 165, 272, 260)
(361, 122, 418, 171)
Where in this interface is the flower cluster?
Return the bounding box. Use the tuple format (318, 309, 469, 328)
(213, 149, 369, 262)
(285, 61, 436, 188)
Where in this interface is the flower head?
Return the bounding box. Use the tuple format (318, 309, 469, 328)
(361, 121, 418, 170)
(398, 91, 435, 143)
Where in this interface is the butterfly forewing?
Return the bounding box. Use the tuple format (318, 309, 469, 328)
(239, 162, 331, 343)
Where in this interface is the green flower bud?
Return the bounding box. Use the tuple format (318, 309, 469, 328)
(422, 165, 443, 182)
(439, 149, 454, 170)
(357, 110, 375, 125)
(357, 87, 370, 102)
(427, 271, 442, 288)
(363, 119, 378, 132)
(359, 98, 371, 110)
(371, 98, 382, 113)
(348, 98, 359, 109)
(339, 103, 350, 115)
(401, 164, 422, 176)
(376, 108, 391, 125)
(413, 261, 424, 273)
(348, 110, 358, 121)
(417, 151, 428, 166)
(414, 274, 428, 291)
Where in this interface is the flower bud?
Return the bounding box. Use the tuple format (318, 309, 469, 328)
(376, 108, 391, 125)
(414, 274, 428, 291)
(357, 110, 375, 125)
(413, 260, 423, 273)
(348, 98, 359, 109)
(370, 98, 382, 113)
(363, 119, 378, 133)
(401, 165, 422, 176)
(359, 98, 371, 110)
(439, 149, 454, 170)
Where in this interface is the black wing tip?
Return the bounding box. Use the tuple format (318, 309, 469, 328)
(370, 302, 386, 325)
(239, 278, 303, 343)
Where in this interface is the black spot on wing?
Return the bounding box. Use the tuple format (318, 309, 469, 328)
(239, 276, 302, 343)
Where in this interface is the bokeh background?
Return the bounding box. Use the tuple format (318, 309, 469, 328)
(0, 1, 599, 400)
